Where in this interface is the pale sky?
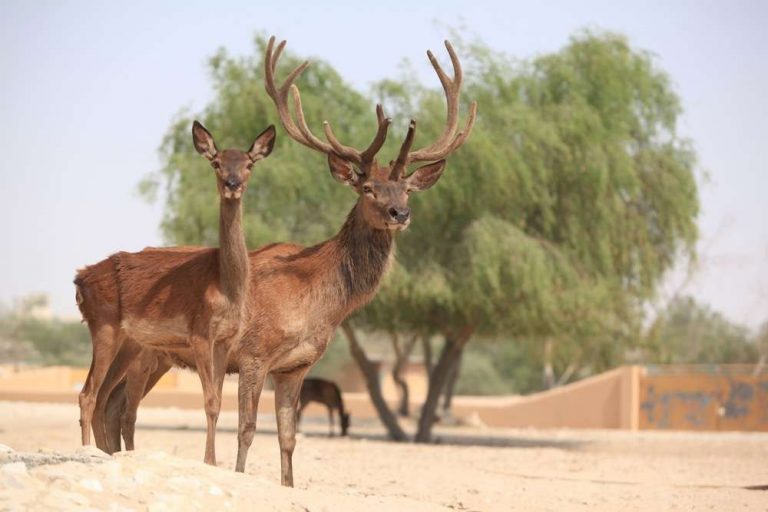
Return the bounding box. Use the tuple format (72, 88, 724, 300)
(1, 0, 766, 329)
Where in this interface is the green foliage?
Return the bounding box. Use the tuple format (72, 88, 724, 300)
(646, 295, 758, 364)
(146, 30, 701, 389)
(0, 295, 91, 366)
(455, 339, 541, 395)
(366, 30, 697, 375)
(142, 35, 378, 249)
(306, 330, 351, 379)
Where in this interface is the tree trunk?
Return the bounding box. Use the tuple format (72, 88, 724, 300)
(422, 336, 434, 375)
(341, 322, 408, 442)
(415, 327, 473, 443)
(753, 354, 767, 377)
(391, 332, 417, 417)
(441, 351, 462, 416)
(543, 338, 556, 390)
(555, 361, 578, 387)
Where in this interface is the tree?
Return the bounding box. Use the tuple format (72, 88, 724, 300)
(145, 30, 700, 443)
(0, 295, 91, 366)
(351, 30, 699, 441)
(646, 295, 757, 364)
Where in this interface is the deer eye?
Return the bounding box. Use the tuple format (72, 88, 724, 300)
(362, 185, 374, 196)
(211, 161, 220, 170)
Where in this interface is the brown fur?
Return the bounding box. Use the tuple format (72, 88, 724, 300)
(76, 122, 275, 466)
(96, 37, 475, 488)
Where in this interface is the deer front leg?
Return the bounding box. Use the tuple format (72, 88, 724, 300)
(273, 369, 309, 487)
(191, 338, 222, 466)
(327, 406, 335, 437)
(235, 363, 267, 472)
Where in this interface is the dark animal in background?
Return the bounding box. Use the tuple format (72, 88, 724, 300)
(298, 378, 350, 436)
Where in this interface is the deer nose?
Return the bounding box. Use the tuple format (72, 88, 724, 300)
(388, 207, 410, 223)
(224, 178, 240, 190)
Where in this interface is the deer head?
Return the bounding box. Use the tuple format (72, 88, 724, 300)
(192, 121, 276, 200)
(264, 37, 476, 230)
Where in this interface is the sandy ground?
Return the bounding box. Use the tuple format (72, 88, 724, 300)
(0, 401, 766, 511)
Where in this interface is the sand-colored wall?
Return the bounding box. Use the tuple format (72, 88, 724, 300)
(451, 366, 640, 429)
(0, 365, 640, 429)
(3, 365, 765, 431)
(639, 373, 768, 432)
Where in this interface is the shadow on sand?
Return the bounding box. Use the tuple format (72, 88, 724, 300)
(135, 422, 587, 450)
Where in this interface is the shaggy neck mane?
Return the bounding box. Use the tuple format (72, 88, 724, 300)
(219, 197, 249, 303)
(326, 202, 394, 314)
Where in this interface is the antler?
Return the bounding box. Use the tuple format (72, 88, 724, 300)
(264, 36, 391, 165)
(405, 41, 477, 165)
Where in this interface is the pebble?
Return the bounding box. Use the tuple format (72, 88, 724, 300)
(167, 475, 201, 490)
(76, 445, 111, 459)
(133, 468, 153, 485)
(2, 461, 28, 476)
(79, 478, 104, 492)
(2, 461, 30, 490)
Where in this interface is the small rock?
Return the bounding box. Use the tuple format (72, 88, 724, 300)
(462, 411, 487, 428)
(147, 451, 168, 461)
(2, 461, 27, 476)
(167, 476, 201, 490)
(2, 461, 30, 489)
(147, 501, 168, 512)
(79, 478, 103, 492)
(133, 468, 153, 485)
(101, 461, 123, 481)
(76, 445, 110, 459)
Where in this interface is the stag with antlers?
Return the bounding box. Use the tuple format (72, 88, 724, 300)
(96, 36, 475, 487)
(75, 121, 276, 464)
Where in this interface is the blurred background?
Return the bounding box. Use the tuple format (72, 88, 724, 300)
(0, 0, 767, 438)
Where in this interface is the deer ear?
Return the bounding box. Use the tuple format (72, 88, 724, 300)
(328, 153, 361, 187)
(248, 125, 276, 162)
(192, 121, 218, 160)
(406, 160, 446, 191)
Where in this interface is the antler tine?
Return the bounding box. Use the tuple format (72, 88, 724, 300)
(409, 101, 477, 164)
(289, 85, 336, 154)
(323, 122, 362, 163)
(264, 36, 333, 154)
(390, 120, 416, 179)
(360, 104, 392, 162)
(406, 40, 467, 163)
(323, 103, 392, 164)
(265, 36, 392, 166)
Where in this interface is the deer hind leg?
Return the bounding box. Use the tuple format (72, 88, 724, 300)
(79, 323, 120, 446)
(273, 368, 309, 487)
(121, 355, 171, 451)
(104, 381, 126, 453)
(235, 363, 267, 473)
(93, 340, 140, 453)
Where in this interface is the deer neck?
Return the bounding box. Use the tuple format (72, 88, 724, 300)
(333, 203, 394, 310)
(219, 197, 249, 304)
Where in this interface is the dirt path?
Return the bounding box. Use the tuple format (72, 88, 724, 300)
(1, 401, 766, 511)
